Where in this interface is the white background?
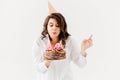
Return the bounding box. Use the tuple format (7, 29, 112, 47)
(0, 0, 120, 80)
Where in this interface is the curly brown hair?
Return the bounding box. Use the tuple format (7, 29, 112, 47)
(41, 13, 70, 46)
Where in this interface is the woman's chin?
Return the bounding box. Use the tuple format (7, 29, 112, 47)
(51, 36, 59, 39)
(50, 34, 58, 38)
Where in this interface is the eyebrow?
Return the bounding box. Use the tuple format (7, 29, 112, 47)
(49, 22, 53, 24)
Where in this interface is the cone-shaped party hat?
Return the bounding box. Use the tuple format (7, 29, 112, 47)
(48, 1, 57, 14)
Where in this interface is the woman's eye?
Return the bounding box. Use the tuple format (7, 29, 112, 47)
(56, 25, 59, 27)
(50, 25, 53, 27)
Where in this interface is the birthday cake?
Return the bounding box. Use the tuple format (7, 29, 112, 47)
(44, 43, 66, 60)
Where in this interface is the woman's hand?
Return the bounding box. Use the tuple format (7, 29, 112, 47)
(44, 60, 53, 68)
(81, 35, 93, 57)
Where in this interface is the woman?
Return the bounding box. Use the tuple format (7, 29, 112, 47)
(32, 13, 93, 80)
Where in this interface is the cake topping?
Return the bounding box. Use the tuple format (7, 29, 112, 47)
(46, 43, 64, 51)
(46, 44, 53, 51)
(54, 43, 64, 50)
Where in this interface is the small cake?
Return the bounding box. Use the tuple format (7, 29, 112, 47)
(44, 43, 66, 60)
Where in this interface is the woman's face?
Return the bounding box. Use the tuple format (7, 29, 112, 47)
(47, 18, 61, 39)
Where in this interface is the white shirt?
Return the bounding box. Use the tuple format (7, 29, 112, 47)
(32, 35, 87, 80)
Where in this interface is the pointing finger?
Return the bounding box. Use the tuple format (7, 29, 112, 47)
(88, 34, 93, 40)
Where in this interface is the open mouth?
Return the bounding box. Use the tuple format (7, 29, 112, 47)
(53, 32, 56, 34)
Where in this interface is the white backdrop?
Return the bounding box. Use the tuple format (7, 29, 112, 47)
(0, 0, 120, 80)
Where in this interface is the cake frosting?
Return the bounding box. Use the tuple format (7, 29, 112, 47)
(44, 43, 66, 60)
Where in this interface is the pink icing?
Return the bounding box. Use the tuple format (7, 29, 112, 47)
(46, 43, 64, 51)
(54, 43, 64, 50)
(46, 44, 53, 51)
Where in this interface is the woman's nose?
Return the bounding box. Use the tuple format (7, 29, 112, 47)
(52, 26, 57, 30)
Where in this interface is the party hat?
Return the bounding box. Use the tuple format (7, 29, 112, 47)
(48, 1, 57, 14)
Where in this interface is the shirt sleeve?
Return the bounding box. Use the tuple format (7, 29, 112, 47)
(32, 38, 48, 73)
(69, 38, 87, 68)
